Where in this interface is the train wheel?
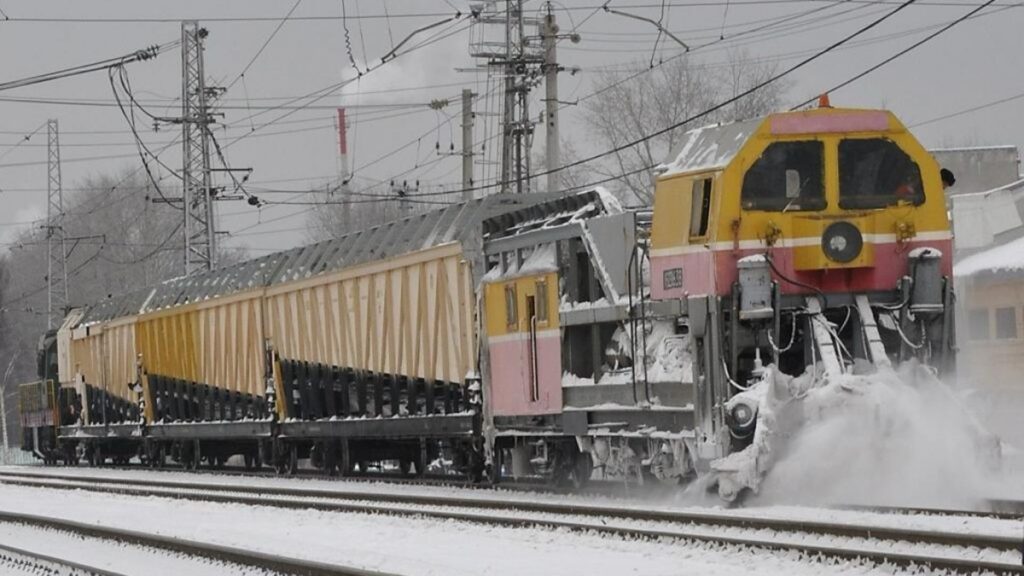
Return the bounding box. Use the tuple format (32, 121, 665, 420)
(287, 444, 299, 475)
(337, 441, 352, 477)
(568, 453, 593, 489)
(272, 441, 288, 475)
(552, 447, 591, 489)
(147, 444, 161, 469)
(62, 445, 77, 467)
(323, 442, 338, 477)
(182, 441, 200, 471)
(89, 446, 103, 468)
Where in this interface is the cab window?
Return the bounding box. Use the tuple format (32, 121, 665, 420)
(741, 141, 825, 211)
(535, 279, 549, 323)
(689, 178, 712, 238)
(504, 285, 518, 327)
(839, 138, 924, 209)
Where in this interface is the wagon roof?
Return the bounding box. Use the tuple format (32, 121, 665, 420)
(78, 190, 614, 325)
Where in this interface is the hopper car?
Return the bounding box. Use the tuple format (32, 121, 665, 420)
(19, 104, 956, 498)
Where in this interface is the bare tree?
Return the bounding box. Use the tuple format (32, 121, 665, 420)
(531, 137, 592, 195)
(582, 50, 789, 204)
(0, 169, 185, 441)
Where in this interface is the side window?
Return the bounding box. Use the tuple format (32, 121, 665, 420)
(535, 279, 549, 322)
(504, 285, 518, 328)
(741, 141, 825, 211)
(689, 178, 712, 238)
(839, 138, 924, 209)
(995, 307, 1017, 340)
(968, 309, 990, 341)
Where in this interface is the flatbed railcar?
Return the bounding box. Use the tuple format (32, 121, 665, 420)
(19, 104, 961, 497)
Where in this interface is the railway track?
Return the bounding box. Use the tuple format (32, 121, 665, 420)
(0, 509, 398, 576)
(0, 540, 127, 576)
(1, 469, 1020, 574)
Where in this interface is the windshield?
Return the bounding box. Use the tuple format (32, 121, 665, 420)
(741, 140, 825, 212)
(839, 138, 924, 209)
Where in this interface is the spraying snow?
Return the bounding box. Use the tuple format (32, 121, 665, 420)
(715, 361, 1001, 509)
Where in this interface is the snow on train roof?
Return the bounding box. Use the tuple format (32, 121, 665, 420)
(656, 117, 763, 176)
(954, 235, 1024, 278)
(78, 191, 612, 325)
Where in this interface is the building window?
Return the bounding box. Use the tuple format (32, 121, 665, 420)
(968, 309, 990, 341)
(839, 138, 924, 209)
(689, 178, 712, 238)
(995, 307, 1017, 340)
(504, 285, 518, 327)
(741, 141, 825, 211)
(535, 280, 549, 322)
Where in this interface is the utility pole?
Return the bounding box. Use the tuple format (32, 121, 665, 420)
(461, 89, 475, 201)
(542, 6, 560, 194)
(336, 108, 352, 232)
(46, 119, 68, 330)
(470, 1, 542, 195)
(0, 358, 14, 453)
(181, 21, 216, 274)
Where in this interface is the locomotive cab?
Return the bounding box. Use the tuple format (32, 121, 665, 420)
(650, 106, 956, 498)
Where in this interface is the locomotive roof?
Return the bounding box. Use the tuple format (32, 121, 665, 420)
(657, 117, 763, 176)
(657, 107, 905, 177)
(78, 191, 612, 325)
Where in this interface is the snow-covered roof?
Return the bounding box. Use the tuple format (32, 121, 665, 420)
(78, 192, 613, 325)
(656, 117, 763, 176)
(929, 145, 1018, 153)
(952, 176, 1024, 200)
(951, 178, 1024, 251)
(954, 235, 1024, 277)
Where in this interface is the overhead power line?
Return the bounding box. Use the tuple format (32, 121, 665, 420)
(0, 2, 1019, 23)
(0, 42, 171, 92)
(424, 0, 921, 201)
(226, 0, 303, 92)
(791, 0, 999, 109)
(910, 89, 1024, 128)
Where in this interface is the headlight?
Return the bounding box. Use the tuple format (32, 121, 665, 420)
(727, 400, 758, 436)
(822, 221, 863, 263)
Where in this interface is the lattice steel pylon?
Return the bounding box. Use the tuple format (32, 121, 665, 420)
(45, 119, 68, 330)
(181, 20, 216, 274)
(470, 1, 542, 194)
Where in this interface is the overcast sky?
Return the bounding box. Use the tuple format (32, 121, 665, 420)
(0, 0, 1021, 257)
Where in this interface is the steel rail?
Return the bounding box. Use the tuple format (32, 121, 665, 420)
(0, 472, 1020, 575)
(0, 540, 129, 576)
(843, 502, 1024, 522)
(0, 470, 1018, 550)
(0, 509, 400, 576)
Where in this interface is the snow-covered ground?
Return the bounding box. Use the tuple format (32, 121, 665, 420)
(0, 472, 1019, 575)
(0, 522, 271, 576)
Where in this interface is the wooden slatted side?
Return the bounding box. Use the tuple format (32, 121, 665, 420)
(103, 321, 137, 401)
(66, 319, 137, 403)
(264, 243, 477, 384)
(134, 292, 265, 398)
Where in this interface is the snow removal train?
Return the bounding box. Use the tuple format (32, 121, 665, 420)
(19, 105, 957, 500)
